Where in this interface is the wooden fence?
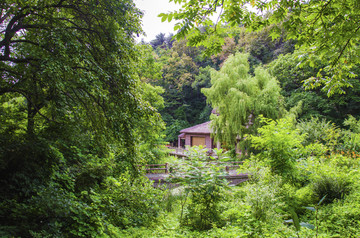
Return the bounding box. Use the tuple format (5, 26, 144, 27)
(139, 163, 170, 174)
(140, 161, 243, 174)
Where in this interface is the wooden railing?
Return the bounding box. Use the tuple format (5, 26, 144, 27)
(139, 163, 170, 174)
(218, 161, 243, 172)
(167, 147, 188, 158)
(193, 161, 243, 172)
(168, 146, 185, 154)
(140, 161, 243, 174)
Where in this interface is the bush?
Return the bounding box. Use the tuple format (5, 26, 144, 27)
(297, 117, 340, 148)
(249, 116, 305, 179)
(245, 179, 283, 221)
(171, 146, 229, 231)
(228, 164, 285, 223)
(294, 186, 315, 208)
(301, 154, 356, 204)
(312, 175, 351, 204)
(340, 130, 360, 153)
(318, 184, 360, 237)
(100, 174, 164, 229)
(0, 150, 164, 237)
(182, 183, 225, 230)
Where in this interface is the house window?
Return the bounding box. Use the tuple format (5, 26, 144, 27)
(191, 136, 206, 147)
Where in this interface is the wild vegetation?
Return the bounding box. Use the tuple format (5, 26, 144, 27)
(119, 119, 360, 237)
(1, 0, 360, 237)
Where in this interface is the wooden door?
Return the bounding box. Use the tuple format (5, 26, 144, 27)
(191, 136, 206, 147)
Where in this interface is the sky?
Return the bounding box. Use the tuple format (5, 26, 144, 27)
(134, 0, 180, 43)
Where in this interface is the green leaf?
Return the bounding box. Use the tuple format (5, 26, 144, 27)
(168, 13, 173, 22)
(300, 222, 315, 230)
(318, 194, 327, 205)
(304, 206, 316, 212)
(174, 24, 181, 31)
(158, 13, 168, 22)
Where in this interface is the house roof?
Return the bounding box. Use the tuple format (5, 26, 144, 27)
(180, 121, 212, 134)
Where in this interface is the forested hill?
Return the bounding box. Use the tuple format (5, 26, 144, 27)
(1, 1, 360, 237)
(145, 27, 360, 143)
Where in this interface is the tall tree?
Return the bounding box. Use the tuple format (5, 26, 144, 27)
(0, 1, 167, 236)
(151, 38, 215, 142)
(160, 0, 360, 95)
(269, 51, 360, 125)
(0, 0, 144, 146)
(134, 44, 166, 162)
(202, 53, 284, 146)
(150, 33, 167, 49)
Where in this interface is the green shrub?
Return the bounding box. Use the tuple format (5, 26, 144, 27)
(301, 154, 356, 205)
(312, 175, 351, 204)
(228, 167, 285, 224)
(340, 130, 360, 153)
(249, 116, 305, 179)
(162, 188, 179, 213)
(294, 186, 315, 208)
(182, 183, 225, 230)
(297, 117, 340, 149)
(343, 115, 360, 133)
(171, 146, 229, 231)
(318, 184, 360, 237)
(301, 142, 329, 157)
(100, 174, 164, 229)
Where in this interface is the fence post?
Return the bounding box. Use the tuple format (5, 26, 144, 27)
(165, 163, 169, 174)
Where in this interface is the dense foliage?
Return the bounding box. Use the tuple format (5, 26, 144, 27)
(269, 51, 360, 124)
(149, 25, 297, 143)
(169, 147, 229, 230)
(0, 0, 165, 236)
(119, 117, 360, 237)
(203, 53, 284, 146)
(1, 0, 360, 237)
(161, 0, 360, 95)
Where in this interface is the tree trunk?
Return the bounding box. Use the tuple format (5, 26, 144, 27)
(27, 100, 36, 138)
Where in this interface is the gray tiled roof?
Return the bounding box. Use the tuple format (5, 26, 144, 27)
(179, 121, 212, 134)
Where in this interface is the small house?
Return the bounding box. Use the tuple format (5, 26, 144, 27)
(178, 121, 220, 150)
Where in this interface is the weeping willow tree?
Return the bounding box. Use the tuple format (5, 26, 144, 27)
(202, 53, 285, 149)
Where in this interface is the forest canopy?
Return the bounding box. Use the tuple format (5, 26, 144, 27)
(0, 0, 144, 144)
(160, 0, 360, 95)
(1, 0, 360, 237)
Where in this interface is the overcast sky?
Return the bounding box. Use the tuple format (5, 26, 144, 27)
(134, 0, 180, 42)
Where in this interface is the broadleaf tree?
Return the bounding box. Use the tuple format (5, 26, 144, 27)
(269, 51, 360, 124)
(0, 1, 166, 236)
(160, 0, 360, 96)
(0, 0, 148, 150)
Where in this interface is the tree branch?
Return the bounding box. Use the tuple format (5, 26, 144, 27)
(0, 67, 22, 76)
(0, 87, 27, 96)
(332, 23, 360, 68)
(0, 11, 10, 25)
(0, 55, 39, 63)
(312, 0, 333, 26)
(0, 13, 29, 58)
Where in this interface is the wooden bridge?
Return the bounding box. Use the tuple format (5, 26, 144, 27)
(141, 162, 249, 187)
